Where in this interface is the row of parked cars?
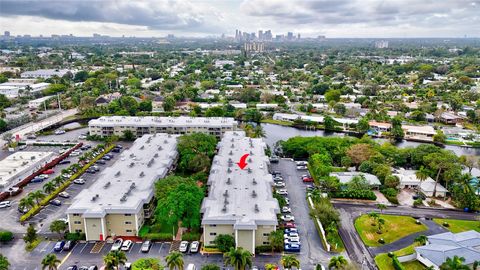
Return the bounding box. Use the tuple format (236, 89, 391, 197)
(272, 170, 301, 253)
(179, 240, 200, 253)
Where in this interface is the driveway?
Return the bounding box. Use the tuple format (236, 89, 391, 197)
(271, 159, 332, 269)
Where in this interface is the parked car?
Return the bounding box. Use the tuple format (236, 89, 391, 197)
(179, 241, 189, 253)
(141, 240, 152, 253)
(295, 161, 308, 166)
(112, 148, 121, 153)
(274, 182, 286, 188)
(19, 145, 27, 150)
(73, 179, 86, 185)
(92, 165, 100, 172)
(272, 170, 281, 175)
(102, 156, 111, 160)
(284, 238, 301, 245)
(276, 189, 288, 196)
(18, 206, 29, 214)
(190, 241, 200, 253)
(50, 199, 62, 206)
(55, 130, 66, 135)
(43, 169, 55, 174)
(0, 201, 12, 209)
(284, 228, 298, 234)
(284, 232, 300, 239)
(26, 134, 36, 139)
(269, 156, 279, 163)
(86, 168, 96, 174)
(413, 193, 426, 200)
(284, 243, 301, 252)
(281, 207, 291, 213)
(66, 266, 78, 270)
(296, 165, 307, 170)
(58, 191, 70, 198)
(284, 198, 290, 205)
(273, 176, 284, 181)
(283, 222, 296, 229)
(31, 177, 45, 183)
(121, 240, 133, 251)
(95, 160, 106, 165)
(302, 175, 314, 182)
(53, 241, 65, 251)
(281, 215, 295, 222)
(58, 160, 71, 165)
(186, 264, 197, 270)
(63, 240, 76, 251)
(111, 238, 123, 251)
(78, 135, 87, 140)
(38, 174, 50, 179)
(88, 266, 98, 270)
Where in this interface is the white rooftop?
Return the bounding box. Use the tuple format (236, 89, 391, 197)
(201, 131, 280, 230)
(0, 151, 54, 188)
(89, 116, 237, 128)
(67, 133, 178, 218)
(330, 172, 381, 186)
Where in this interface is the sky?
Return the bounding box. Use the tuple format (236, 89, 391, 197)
(0, 0, 479, 38)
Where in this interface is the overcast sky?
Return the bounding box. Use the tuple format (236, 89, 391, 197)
(0, 0, 479, 38)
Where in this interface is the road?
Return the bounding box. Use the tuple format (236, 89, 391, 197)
(333, 202, 479, 269)
(271, 159, 332, 269)
(0, 109, 78, 147)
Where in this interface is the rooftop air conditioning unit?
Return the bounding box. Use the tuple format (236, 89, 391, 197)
(254, 204, 259, 213)
(252, 190, 257, 198)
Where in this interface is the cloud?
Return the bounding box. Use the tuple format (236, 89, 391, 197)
(0, 0, 222, 32)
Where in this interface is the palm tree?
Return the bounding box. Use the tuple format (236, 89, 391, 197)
(41, 254, 60, 270)
(19, 196, 35, 211)
(458, 173, 474, 194)
(472, 260, 479, 270)
(414, 235, 428, 246)
(52, 177, 64, 187)
(223, 247, 253, 270)
(30, 190, 45, 204)
(377, 218, 385, 234)
(368, 212, 379, 225)
(439, 256, 470, 270)
(43, 182, 56, 194)
(415, 166, 430, 192)
(281, 255, 300, 269)
(103, 250, 127, 270)
(253, 125, 266, 138)
(165, 251, 184, 270)
(377, 204, 387, 213)
(268, 230, 284, 254)
(328, 256, 348, 270)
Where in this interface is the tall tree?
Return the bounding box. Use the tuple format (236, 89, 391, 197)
(328, 256, 348, 269)
(0, 254, 9, 270)
(424, 151, 459, 197)
(165, 251, 184, 270)
(41, 254, 60, 270)
(223, 247, 253, 270)
(103, 250, 127, 270)
(439, 256, 470, 270)
(346, 144, 374, 171)
(268, 230, 284, 253)
(281, 255, 300, 269)
(49, 220, 67, 235)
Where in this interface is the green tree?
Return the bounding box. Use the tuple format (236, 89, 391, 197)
(328, 256, 348, 269)
(377, 204, 387, 213)
(268, 230, 284, 253)
(43, 182, 56, 194)
(325, 90, 341, 103)
(356, 117, 370, 133)
(0, 254, 9, 270)
(424, 151, 458, 197)
(323, 115, 337, 131)
(19, 196, 35, 211)
(165, 251, 184, 270)
(49, 220, 67, 235)
(214, 234, 235, 253)
(163, 96, 176, 112)
(157, 183, 204, 229)
(0, 231, 13, 243)
(103, 250, 127, 270)
(414, 235, 428, 246)
(41, 254, 60, 270)
(23, 224, 37, 244)
(433, 130, 446, 144)
(30, 190, 45, 204)
(368, 212, 380, 226)
(281, 255, 300, 269)
(177, 133, 217, 173)
(201, 264, 221, 270)
(132, 258, 162, 270)
(390, 117, 404, 140)
(346, 144, 374, 171)
(122, 129, 136, 141)
(0, 94, 12, 109)
(223, 247, 253, 270)
(439, 256, 470, 270)
(205, 106, 225, 117)
(0, 119, 7, 133)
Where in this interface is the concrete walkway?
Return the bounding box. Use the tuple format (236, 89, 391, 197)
(369, 219, 448, 255)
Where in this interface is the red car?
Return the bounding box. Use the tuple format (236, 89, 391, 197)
(42, 169, 55, 174)
(283, 222, 296, 228)
(302, 176, 313, 182)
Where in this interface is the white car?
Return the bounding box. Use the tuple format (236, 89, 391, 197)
(281, 215, 295, 222)
(285, 238, 301, 245)
(281, 207, 291, 213)
(296, 161, 308, 166)
(39, 174, 49, 179)
(274, 182, 286, 188)
(55, 130, 66, 135)
(0, 201, 12, 209)
(296, 165, 307, 170)
(121, 240, 133, 251)
(190, 241, 200, 253)
(276, 189, 288, 195)
(179, 241, 189, 253)
(285, 198, 290, 205)
(78, 135, 87, 140)
(284, 232, 300, 239)
(73, 178, 86, 185)
(111, 238, 123, 251)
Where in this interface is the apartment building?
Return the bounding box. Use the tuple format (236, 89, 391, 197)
(88, 116, 238, 139)
(66, 133, 178, 241)
(201, 131, 280, 255)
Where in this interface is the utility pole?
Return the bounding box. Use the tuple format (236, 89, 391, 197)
(57, 93, 61, 111)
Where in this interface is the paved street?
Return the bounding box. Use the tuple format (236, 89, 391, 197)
(271, 159, 333, 268)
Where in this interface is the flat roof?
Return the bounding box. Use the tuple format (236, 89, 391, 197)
(0, 151, 54, 187)
(330, 172, 381, 186)
(67, 133, 178, 218)
(89, 116, 238, 128)
(201, 131, 280, 229)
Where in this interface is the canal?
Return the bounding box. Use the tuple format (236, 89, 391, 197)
(261, 123, 480, 156)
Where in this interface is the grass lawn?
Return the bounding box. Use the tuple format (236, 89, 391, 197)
(139, 221, 178, 238)
(261, 119, 293, 126)
(375, 243, 425, 270)
(355, 214, 427, 247)
(433, 218, 480, 233)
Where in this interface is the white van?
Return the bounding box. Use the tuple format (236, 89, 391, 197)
(186, 264, 196, 270)
(0, 201, 12, 209)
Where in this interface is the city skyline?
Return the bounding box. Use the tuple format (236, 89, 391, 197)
(0, 0, 479, 38)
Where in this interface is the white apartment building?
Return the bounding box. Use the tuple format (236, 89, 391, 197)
(88, 116, 238, 139)
(21, 69, 74, 79)
(201, 131, 280, 255)
(66, 134, 178, 240)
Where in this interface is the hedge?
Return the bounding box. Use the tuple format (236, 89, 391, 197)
(0, 231, 13, 242)
(20, 144, 115, 222)
(65, 232, 86, 241)
(181, 232, 200, 241)
(381, 188, 399, 204)
(143, 233, 173, 241)
(392, 256, 406, 270)
(332, 189, 377, 200)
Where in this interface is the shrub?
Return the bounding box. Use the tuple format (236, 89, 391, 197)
(442, 222, 450, 227)
(378, 238, 385, 244)
(380, 188, 399, 204)
(255, 245, 272, 253)
(392, 256, 406, 270)
(143, 233, 173, 241)
(0, 231, 13, 242)
(333, 189, 377, 200)
(214, 234, 235, 253)
(65, 232, 86, 241)
(413, 198, 423, 207)
(182, 232, 200, 241)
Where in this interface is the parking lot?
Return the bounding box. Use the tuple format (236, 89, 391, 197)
(271, 158, 332, 269)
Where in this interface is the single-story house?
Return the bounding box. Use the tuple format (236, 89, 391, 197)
(393, 169, 448, 197)
(330, 172, 381, 189)
(439, 112, 463, 125)
(414, 230, 480, 270)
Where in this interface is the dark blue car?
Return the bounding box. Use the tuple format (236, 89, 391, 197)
(53, 240, 65, 252)
(284, 243, 301, 252)
(30, 177, 44, 183)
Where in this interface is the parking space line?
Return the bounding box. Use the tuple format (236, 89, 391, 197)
(128, 243, 134, 253)
(80, 243, 88, 253)
(158, 242, 164, 253)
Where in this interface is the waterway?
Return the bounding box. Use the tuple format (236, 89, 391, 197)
(261, 123, 480, 157)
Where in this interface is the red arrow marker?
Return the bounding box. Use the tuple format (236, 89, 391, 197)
(236, 154, 249, 170)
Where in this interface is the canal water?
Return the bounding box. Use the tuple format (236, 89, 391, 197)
(261, 123, 480, 157)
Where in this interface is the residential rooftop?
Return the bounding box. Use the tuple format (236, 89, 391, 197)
(89, 116, 238, 128)
(0, 151, 54, 188)
(66, 133, 178, 218)
(330, 171, 381, 186)
(201, 131, 280, 230)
